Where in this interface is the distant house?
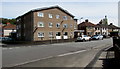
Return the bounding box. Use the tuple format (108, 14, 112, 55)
(78, 19, 95, 36)
(108, 23, 120, 32)
(94, 23, 109, 35)
(16, 6, 77, 41)
(3, 23, 16, 37)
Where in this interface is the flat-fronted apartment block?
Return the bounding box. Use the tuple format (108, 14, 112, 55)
(16, 6, 77, 41)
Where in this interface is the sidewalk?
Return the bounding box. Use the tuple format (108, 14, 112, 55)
(93, 47, 120, 69)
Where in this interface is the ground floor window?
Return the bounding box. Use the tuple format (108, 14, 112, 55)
(56, 32, 61, 36)
(63, 32, 68, 36)
(38, 32, 44, 37)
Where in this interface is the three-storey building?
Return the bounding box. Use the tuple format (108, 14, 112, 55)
(16, 6, 77, 41)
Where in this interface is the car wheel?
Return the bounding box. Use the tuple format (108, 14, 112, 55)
(83, 39, 85, 42)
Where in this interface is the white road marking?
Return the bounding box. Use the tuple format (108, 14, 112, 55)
(12, 56, 53, 67)
(57, 50, 87, 57)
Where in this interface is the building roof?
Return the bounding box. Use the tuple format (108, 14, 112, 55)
(95, 24, 109, 28)
(108, 23, 120, 29)
(78, 19, 95, 27)
(17, 5, 74, 18)
(3, 23, 16, 30)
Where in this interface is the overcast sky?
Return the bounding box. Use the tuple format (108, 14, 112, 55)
(1, 0, 120, 26)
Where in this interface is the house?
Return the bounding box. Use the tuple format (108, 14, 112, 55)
(3, 23, 16, 37)
(78, 19, 95, 36)
(16, 6, 77, 41)
(94, 23, 109, 35)
(108, 23, 120, 32)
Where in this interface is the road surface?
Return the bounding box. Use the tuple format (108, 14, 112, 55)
(2, 38, 113, 67)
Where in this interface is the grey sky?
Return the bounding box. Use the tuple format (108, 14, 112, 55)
(1, 0, 119, 26)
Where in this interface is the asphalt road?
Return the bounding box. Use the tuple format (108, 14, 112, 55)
(2, 38, 113, 67)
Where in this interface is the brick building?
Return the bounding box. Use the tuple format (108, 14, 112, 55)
(16, 6, 77, 41)
(78, 19, 95, 36)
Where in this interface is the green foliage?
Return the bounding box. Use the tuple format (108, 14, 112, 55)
(1, 18, 16, 25)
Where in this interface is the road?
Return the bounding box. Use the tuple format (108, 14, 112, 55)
(2, 38, 113, 67)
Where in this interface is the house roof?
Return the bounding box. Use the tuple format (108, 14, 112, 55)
(78, 20, 95, 27)
(95, 24, 109, 28)
(108, 24, 120, 29)
(17, 5, 74, 18)
(3, 23, 16, 30)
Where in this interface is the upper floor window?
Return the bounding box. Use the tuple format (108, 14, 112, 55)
(37, 12, 44, 17)
(48, 22, 53, 28)
(38, 22, 44, 27)
(49, 32, 53, 37)
(56, 15, 60, 19)
(38, 32, 44, 37)
(70, 24, 73, 28)
(56, 23, 60, 28)
(63, 24, 68, 28)
(48, 14, 53, 18)
(63, 16, 67, 20)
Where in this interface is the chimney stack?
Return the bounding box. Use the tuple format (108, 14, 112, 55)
(85, 19, 88, 22)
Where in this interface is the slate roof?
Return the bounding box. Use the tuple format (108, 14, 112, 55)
(17, 5, 74, 18)
(78, 21, 95, 27)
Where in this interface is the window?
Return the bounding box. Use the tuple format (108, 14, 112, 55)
(71, 32, 73, 35)
(63, 24, 68, 28)
(16, 25, 19, 29)
(74, 25, 77, 29)
(48, 22, 53, 28)
(48, 14, 53, 18)
(38, 32, 44, 37)
(56, 15, 60, 19)
(71, 17, 73, 20)
(56, 23, 60, 28)
(70, 24, 73, 28)
(38, 22, 44, 27)
(63, 32, 68, 36)
(56, 32, 61, 36)
(49, 32, 53, 37)
(38, 12, 44, 17)
(63, 16, 67, 20)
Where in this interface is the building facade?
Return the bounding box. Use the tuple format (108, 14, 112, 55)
(16, 6, 77, 41)
(78, 19, 95, 36)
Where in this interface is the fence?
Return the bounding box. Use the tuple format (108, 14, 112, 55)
(113, 36, 120, 59)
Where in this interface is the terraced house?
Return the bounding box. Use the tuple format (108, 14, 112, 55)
(16, 6, 77, 41)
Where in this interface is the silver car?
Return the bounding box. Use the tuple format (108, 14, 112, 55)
(91, 35, 103, 40)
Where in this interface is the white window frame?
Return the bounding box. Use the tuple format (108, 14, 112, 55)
(56, 15, 60, 19)
(49, 32, 53, 37)
(38, 22, 44, 27)
(56, 32, 61, 36)
(48, 14, 53, 18)
(38, 32, 44, 37)
(37, 12, 44, 17)
(63, 32, 68, 36)
(70, 24, 73, 28)
(48, 22, 53, 28)
(56, 23, 60, 28)
(63, 24, 68, 28)
(63, 16, 67, 20)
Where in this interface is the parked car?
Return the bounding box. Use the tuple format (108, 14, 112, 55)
(76, 35, 91, 42)
(0, 37, 12, 41)
(91, 35, 103, 40)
